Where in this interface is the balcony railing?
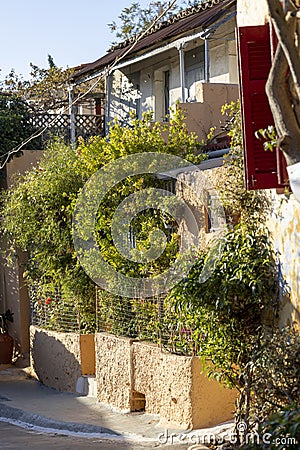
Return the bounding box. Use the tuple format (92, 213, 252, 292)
(29, 113, 105, 147)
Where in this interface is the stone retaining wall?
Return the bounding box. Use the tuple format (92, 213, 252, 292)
(30, 326, 95, 392)
(95, 333, 237, 429)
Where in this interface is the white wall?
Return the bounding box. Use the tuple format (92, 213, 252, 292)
(237, 0, 269, 26)
(140, 68, 154, 113)
(109, 70, 142, 124)
(266, 192, 300, 327)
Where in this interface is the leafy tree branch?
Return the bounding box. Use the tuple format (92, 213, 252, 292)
(108, 0, 203, 45)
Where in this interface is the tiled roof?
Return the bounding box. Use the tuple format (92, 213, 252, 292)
(72, 0, 236, 81)
(111, 0, 233, 51)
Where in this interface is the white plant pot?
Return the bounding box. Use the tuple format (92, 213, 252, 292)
(287, 162, 300, 202)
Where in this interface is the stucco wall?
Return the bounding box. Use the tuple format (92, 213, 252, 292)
(236, 0, 300, 327)
(266, 192, 300, 327)
(191, 358, 236, 428)
(6, 149, 43, 185)
(0, 247, 26, 353)
(80, 334, 95, 375)
(236, 0, 300, 28)
(30, 325, 82, 392)
(237, 0, 269, 27)
(95, 333, 236, 429)
(0, 150, 44, 355)
(181, 83, 239, 140)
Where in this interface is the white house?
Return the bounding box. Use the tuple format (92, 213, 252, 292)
(72, 0, 238, 141)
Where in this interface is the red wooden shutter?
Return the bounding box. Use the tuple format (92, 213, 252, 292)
(238, 24, 287, 190)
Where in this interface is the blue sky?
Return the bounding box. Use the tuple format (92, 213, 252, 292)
(0, 0, 151, 80)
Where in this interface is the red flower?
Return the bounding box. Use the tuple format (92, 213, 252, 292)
(45, 297, 52, 305)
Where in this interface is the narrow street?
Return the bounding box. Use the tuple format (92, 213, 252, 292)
(0, 422, 191, 450)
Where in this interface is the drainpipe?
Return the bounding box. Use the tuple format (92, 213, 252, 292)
(68, 85, 76, 145)
(178, 43, 186, 103)
(205, 37, 210, 83)
(105, 71, 112, 136)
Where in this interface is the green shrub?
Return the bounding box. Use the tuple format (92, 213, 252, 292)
(245, 404, 300, 450)
(0, 110, 202, 332)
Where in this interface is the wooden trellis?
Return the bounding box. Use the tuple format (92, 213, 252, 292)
(29, 113, 105, 147)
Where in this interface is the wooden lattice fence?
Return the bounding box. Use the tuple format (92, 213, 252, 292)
(29, 113, 105, 147)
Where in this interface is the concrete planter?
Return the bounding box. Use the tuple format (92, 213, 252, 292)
(95, 333, 237, 430)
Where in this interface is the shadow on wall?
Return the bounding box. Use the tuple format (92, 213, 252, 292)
(29, 328, 137, 449)
(280, 293, 300, 327)
(31, 328, 82, 393)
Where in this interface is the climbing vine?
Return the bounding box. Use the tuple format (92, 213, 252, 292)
(0, 109, 203, 332)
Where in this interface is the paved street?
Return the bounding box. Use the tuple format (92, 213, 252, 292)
(0, 367, 217, 449)
(0, 422, 191, 450)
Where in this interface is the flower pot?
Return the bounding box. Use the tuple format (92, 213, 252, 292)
(0, 333, 14, 364)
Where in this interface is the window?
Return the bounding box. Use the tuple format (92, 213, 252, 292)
(185, 45, 205, 100)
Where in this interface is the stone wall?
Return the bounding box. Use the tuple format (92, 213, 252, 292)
(30, 326, 82, 392)
(132, 341, 193, 428)
(177, 166, 226, 251)
(95, 333, 237, 429)
(176, 158, 300, 329)
(95, 333, 132, 411)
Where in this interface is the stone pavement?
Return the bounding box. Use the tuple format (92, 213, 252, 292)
(0, 362, 233, 449)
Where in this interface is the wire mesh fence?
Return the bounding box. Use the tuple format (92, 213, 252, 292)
(29, 282, 197, 355)
(96, 289, 162, 343)
(96, 289, 198, 356)
(30, 284, 80, 333)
